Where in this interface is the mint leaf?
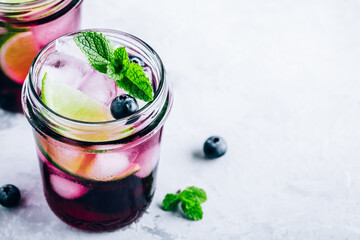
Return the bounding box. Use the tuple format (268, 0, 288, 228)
(112, 47, 130, 73)
(161, 186, 207, 221)
(74, 31, 154, 102)
(107, 64, 124, 81)
(73, 31, 113, 73)
(181, 201, 203, 220)
(179, 186, 207, 204)
(162, 194, 180, 211)
(106, 47, 130, 82)
(116, 63, 153, 102)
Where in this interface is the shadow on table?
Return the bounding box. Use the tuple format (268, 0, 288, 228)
(192, 149, 207, 160)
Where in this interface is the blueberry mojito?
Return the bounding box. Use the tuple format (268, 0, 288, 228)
(22, 29, 173, 231)
(0, 0, 83, 111)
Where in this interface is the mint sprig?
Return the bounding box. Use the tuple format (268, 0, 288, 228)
(162, 193, 180, 211)
(73, 31, 113, 74)
(181, 201, 203, 221)
(162, 186, 207, 220)
(74, 31, 153, 102)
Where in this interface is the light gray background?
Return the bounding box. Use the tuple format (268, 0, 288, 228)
(1, 0, 360, 239)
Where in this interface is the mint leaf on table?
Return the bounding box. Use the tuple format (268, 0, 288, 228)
(181, 201, 203, 221)
(73, 31, 153, 102)
(162, 186, 207, 220)
(179, 186, 207, 204)
(162, 193, 181, 211)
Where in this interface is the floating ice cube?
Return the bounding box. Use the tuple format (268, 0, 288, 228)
(55, 36, 88, 62)
(50, 175, 88, 199)
(40, 47, 119, 106)
(78, 69, 119, 106)
(134, 143, 160, 178)
(49, 145, 92, 175)
(39, 52, 92, 91)
(86, 150, 139, 180)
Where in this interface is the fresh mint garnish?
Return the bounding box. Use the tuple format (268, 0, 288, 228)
(162, 186, 207, 220)
(112, 47, 130, 73)
(73, 31, 113, 74)
(74, 31, 153, 102)
(121, 63, 154, 102)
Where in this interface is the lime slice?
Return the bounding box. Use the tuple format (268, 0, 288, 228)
(36, 134, 140, 181)
(41, 72, 112, 122)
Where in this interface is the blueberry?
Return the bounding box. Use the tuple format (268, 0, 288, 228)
(129, 56, 145, 67)
(203, 136, 227, 159)
(110, 94, 139, 119)
(0, 184, 21, 208)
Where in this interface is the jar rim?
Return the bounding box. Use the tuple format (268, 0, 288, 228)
(26, 29, 169, 129)
(0, 0, 51, 6)
(0, 0, 82, 21)
(0, 0, 63, 10)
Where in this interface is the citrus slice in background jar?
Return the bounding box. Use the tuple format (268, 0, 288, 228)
(0, 32, 39, 84)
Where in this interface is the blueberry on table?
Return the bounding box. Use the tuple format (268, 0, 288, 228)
(203, 136, 227, 159)
(111, 94, 139, 119)
(129, 56, 145, 67)
(0, 184, 21, 208)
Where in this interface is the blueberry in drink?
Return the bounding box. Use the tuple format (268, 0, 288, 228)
(110, 95, 139, 119)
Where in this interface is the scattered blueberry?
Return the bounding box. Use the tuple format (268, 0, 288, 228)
(203, 136, 227, 159)
(0, 184, 21, 208)
(111, 94, 139, 119)
(129, 56, 145, 67)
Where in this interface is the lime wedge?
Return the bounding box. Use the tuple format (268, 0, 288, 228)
(41, 72, 112, 122)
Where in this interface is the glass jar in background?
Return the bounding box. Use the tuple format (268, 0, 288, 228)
(0, 0, 83, 112)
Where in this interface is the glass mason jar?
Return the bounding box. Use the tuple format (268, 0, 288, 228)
(0, 0, 83, 112)
(22, 29, 173, 232)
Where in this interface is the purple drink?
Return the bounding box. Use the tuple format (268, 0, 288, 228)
(22, 30, 173, 231)
(0, 0, 83, 112)
(36, 129, 162, 231)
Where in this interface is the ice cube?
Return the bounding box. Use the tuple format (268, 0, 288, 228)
(55, 36, 88, 62)
(39, 52, 92, 91)
(49, 145, 92, 175)
(86, 150, 139, 180)
(134, 143, 160, 178)
(50, 175, 88, 199)
(78, 69, 119, 106)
